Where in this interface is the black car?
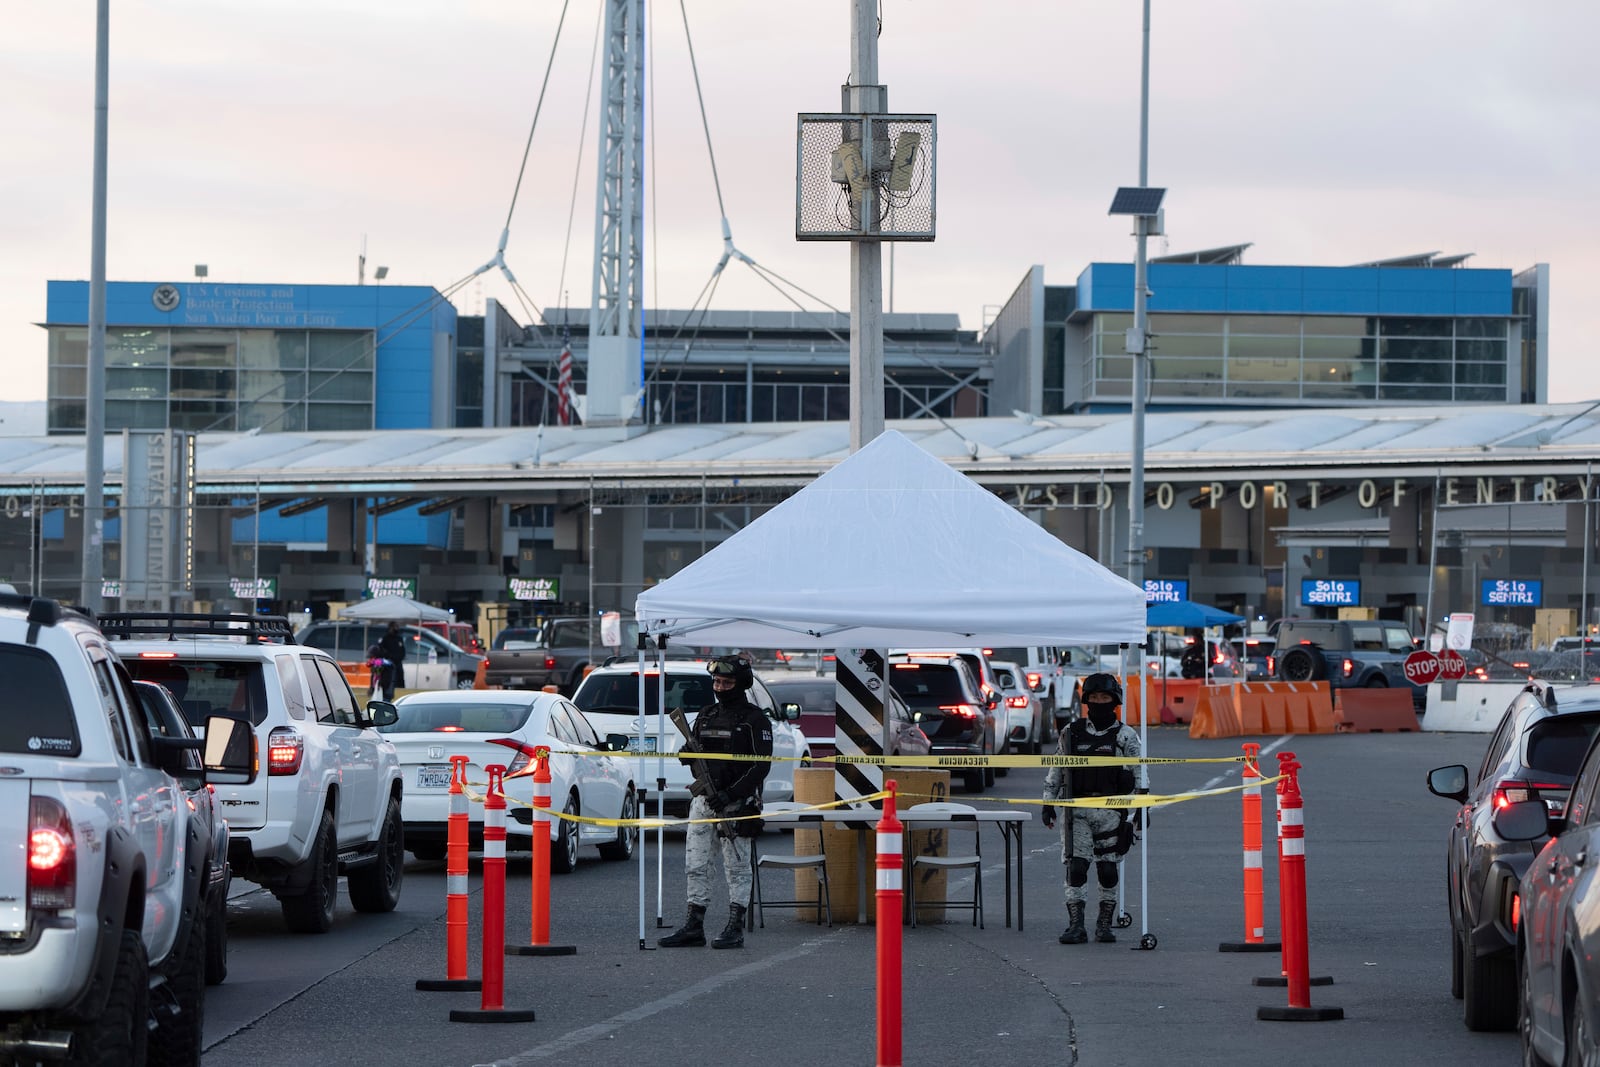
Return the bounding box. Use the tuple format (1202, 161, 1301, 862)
(132, 679, 233, 986)
(886, 654, 998, 793)
(1426, 681, 1600, 1031)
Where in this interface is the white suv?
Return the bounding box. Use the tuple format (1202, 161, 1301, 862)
(0, 593, 253, 1063)
(571, 660, 808, 815)
(104, 612, 405, 934)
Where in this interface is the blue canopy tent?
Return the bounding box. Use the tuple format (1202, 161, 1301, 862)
(1146, 599, 1245, 629)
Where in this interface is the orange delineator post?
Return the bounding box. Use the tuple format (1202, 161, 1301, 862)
(417, 755, 481, 992)
(508, 748, 575, 957)
(1257, 754, 1342, 1022)
(876, 781, 903, 1067)
(1219, 743, 1280, 953)
(450, 766, 536, 1024)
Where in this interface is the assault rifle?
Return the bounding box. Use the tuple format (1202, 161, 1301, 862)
(667, 708, 717, 800)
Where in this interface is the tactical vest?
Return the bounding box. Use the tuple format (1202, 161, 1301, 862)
(1066, 720, 1135, 797)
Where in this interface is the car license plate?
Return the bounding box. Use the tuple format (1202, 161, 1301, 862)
(508, 677, 525, 686)
(628, 736, 658, 754)
(417, 765, 452, 790)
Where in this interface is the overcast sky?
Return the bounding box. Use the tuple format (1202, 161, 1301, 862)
(4, 1, 1596, 405)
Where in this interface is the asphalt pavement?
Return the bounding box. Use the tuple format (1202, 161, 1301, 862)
(203, 729, 1519, 1066)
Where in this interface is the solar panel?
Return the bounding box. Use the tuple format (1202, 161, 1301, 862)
(1108, 186, 1167, 217)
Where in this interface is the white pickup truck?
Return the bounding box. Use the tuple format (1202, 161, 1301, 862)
(0, 593, 253, 1066)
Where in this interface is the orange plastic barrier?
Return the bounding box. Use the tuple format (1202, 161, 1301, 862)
(1123, 678, 1206, 725)
(1188, 682, 1335, 738)
(340, 661, 373, 690)
(1333, 689, 1420, 732)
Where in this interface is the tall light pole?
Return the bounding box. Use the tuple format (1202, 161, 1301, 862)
(80, 0, 110, 612)
(1108, 0, 1162, 594)
(847, 0, 884, 452)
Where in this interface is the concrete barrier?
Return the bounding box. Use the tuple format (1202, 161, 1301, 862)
(1422, 680, 1548, 732)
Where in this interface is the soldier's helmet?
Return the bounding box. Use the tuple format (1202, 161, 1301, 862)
(707, 654, 754, 691)
(1080, 672, 1124, 706)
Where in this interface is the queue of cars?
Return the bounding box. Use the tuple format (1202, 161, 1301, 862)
(1426, 678, 1600, 1060)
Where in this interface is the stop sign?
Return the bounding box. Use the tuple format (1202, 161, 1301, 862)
(1437, 648, 1469, 680)
(1403, 650, 1442, 685)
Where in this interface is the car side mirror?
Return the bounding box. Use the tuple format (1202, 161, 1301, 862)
(202, 715, 257, 786)
(605, 732, 632, 752)
(1494, 798, 1559, 842)
(1425, 764, 1469, 803)
(149, 733, 201, 778)
(781, 702, 802, 722)
(364, 700, 399, 728)
(985, 695, 1000, 712)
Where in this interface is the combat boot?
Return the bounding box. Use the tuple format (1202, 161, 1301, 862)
(658, 904, 707, 947)
(1095, 899, 1118, 943)
(711, 904, 747, 949)
(1058, 902, 1087, 944)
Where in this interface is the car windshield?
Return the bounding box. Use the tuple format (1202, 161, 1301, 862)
(126, 657, 271, 727)
(492, 628, 542, 650)
(986, 647, 1030, 666)
(573, 672, 716, 716)
(1523, 712, 1600, 778)
(380, 699, 537, 734)
(766, 680, 836, 710)
(890, 663, 965, 705)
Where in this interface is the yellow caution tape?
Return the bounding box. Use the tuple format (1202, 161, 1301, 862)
(572, 748, 1248, 768)
(458, 782, 893, 830)
(897, 773, 1287, 811)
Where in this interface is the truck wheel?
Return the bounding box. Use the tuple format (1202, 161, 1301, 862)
(1365, 675, 1389, 688)
(64, 929, 148, 1067)
(454, 673, 476, 690)
(281, 810, 338, 934)
(1277, 647, 1323, 682)
(205, 876, 229, 986)
(598, 788, 637, 861)
(349, 796, 405, 914)
(150, 919, 205, 1066)
(551, 793, 580, 874)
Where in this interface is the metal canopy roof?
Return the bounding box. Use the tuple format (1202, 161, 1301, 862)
(2, 403, 1599, 494)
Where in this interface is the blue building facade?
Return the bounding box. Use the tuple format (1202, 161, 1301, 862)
(987, 255, 1546, 415)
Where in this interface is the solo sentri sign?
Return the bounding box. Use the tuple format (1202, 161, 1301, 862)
(1145, 579, 1188, 604)
(1301, 579, 1359, 607)
(1481, 579, 1541, 607)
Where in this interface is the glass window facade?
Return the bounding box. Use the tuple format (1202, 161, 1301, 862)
(1080, 313, 1509, 405)
(48, 327, 375, 434)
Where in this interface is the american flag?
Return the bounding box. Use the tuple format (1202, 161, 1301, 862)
(556, 327, 573, 426)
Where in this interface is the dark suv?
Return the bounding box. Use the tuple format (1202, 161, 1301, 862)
(887, 654, 998, 793)
(1272, 618, 1423, 705)
(1426, 682, 1600, 1031)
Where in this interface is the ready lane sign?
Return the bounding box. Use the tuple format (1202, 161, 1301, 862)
(1482, 579, 1541, 607)
(1145, 579, 1188, 604)
(1301, 579, 1359, 607)
(508, 577, 560, 601)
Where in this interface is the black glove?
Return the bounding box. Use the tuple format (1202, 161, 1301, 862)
(709, 790, 734, 812)
(1041, 806, 1056, 829)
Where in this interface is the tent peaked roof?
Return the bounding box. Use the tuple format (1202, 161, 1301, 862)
(635, 430, 1145, 649)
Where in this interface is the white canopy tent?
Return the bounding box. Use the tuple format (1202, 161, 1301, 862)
(336, 595, 452, 623)
(635, 430, 1146, 648)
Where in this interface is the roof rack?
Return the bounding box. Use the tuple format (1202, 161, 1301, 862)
(99, 612, 297, 645)
(0, 591, 94, 628)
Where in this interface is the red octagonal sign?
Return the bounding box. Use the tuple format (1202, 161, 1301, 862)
(1404, 650, 1442, 685)
(1437, 648, 1469, 680)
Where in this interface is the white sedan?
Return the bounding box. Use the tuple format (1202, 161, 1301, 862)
(380, 690, 638, 873)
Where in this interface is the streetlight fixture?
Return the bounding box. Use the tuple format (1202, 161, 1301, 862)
(194, 264, 208, 278)
(374, 266, 388, 282)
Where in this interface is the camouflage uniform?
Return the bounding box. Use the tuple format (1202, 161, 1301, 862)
(1042, 717, 1145, 907)
(684, 794, 754, 907)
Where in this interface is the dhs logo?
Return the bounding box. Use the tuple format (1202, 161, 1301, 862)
(152, 284, 181, 312)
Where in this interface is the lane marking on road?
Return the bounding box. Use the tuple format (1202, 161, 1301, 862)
(475, 928, 852, 1066)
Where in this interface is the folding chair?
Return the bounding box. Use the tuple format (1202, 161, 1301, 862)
(906, 802, 984, 929)
(751, 802, 832, 928)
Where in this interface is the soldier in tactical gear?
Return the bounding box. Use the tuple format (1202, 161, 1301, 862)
(658, 654, 774, 950)
(1041, 672, 1147, 944)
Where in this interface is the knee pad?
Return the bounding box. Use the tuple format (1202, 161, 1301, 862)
(1068, 858, 1090, 887)
(1097, 860, 1119, 889)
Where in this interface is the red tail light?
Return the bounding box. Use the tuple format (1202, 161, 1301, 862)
(267, 727, 304, 776)
(488, 737, 533, 775)
(1511, 893, 1521, 932)
(1342, 658, 1355, 678)
(543, 655, 557, 670)
(29, 796, 75, 910)
(1493, 778, 1571, 817)
(1025, 672, 1042, 689)
(1267, 655, 1276, 673)
(938, 704, 978, 719)
(1006, 695, 1030, 708)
